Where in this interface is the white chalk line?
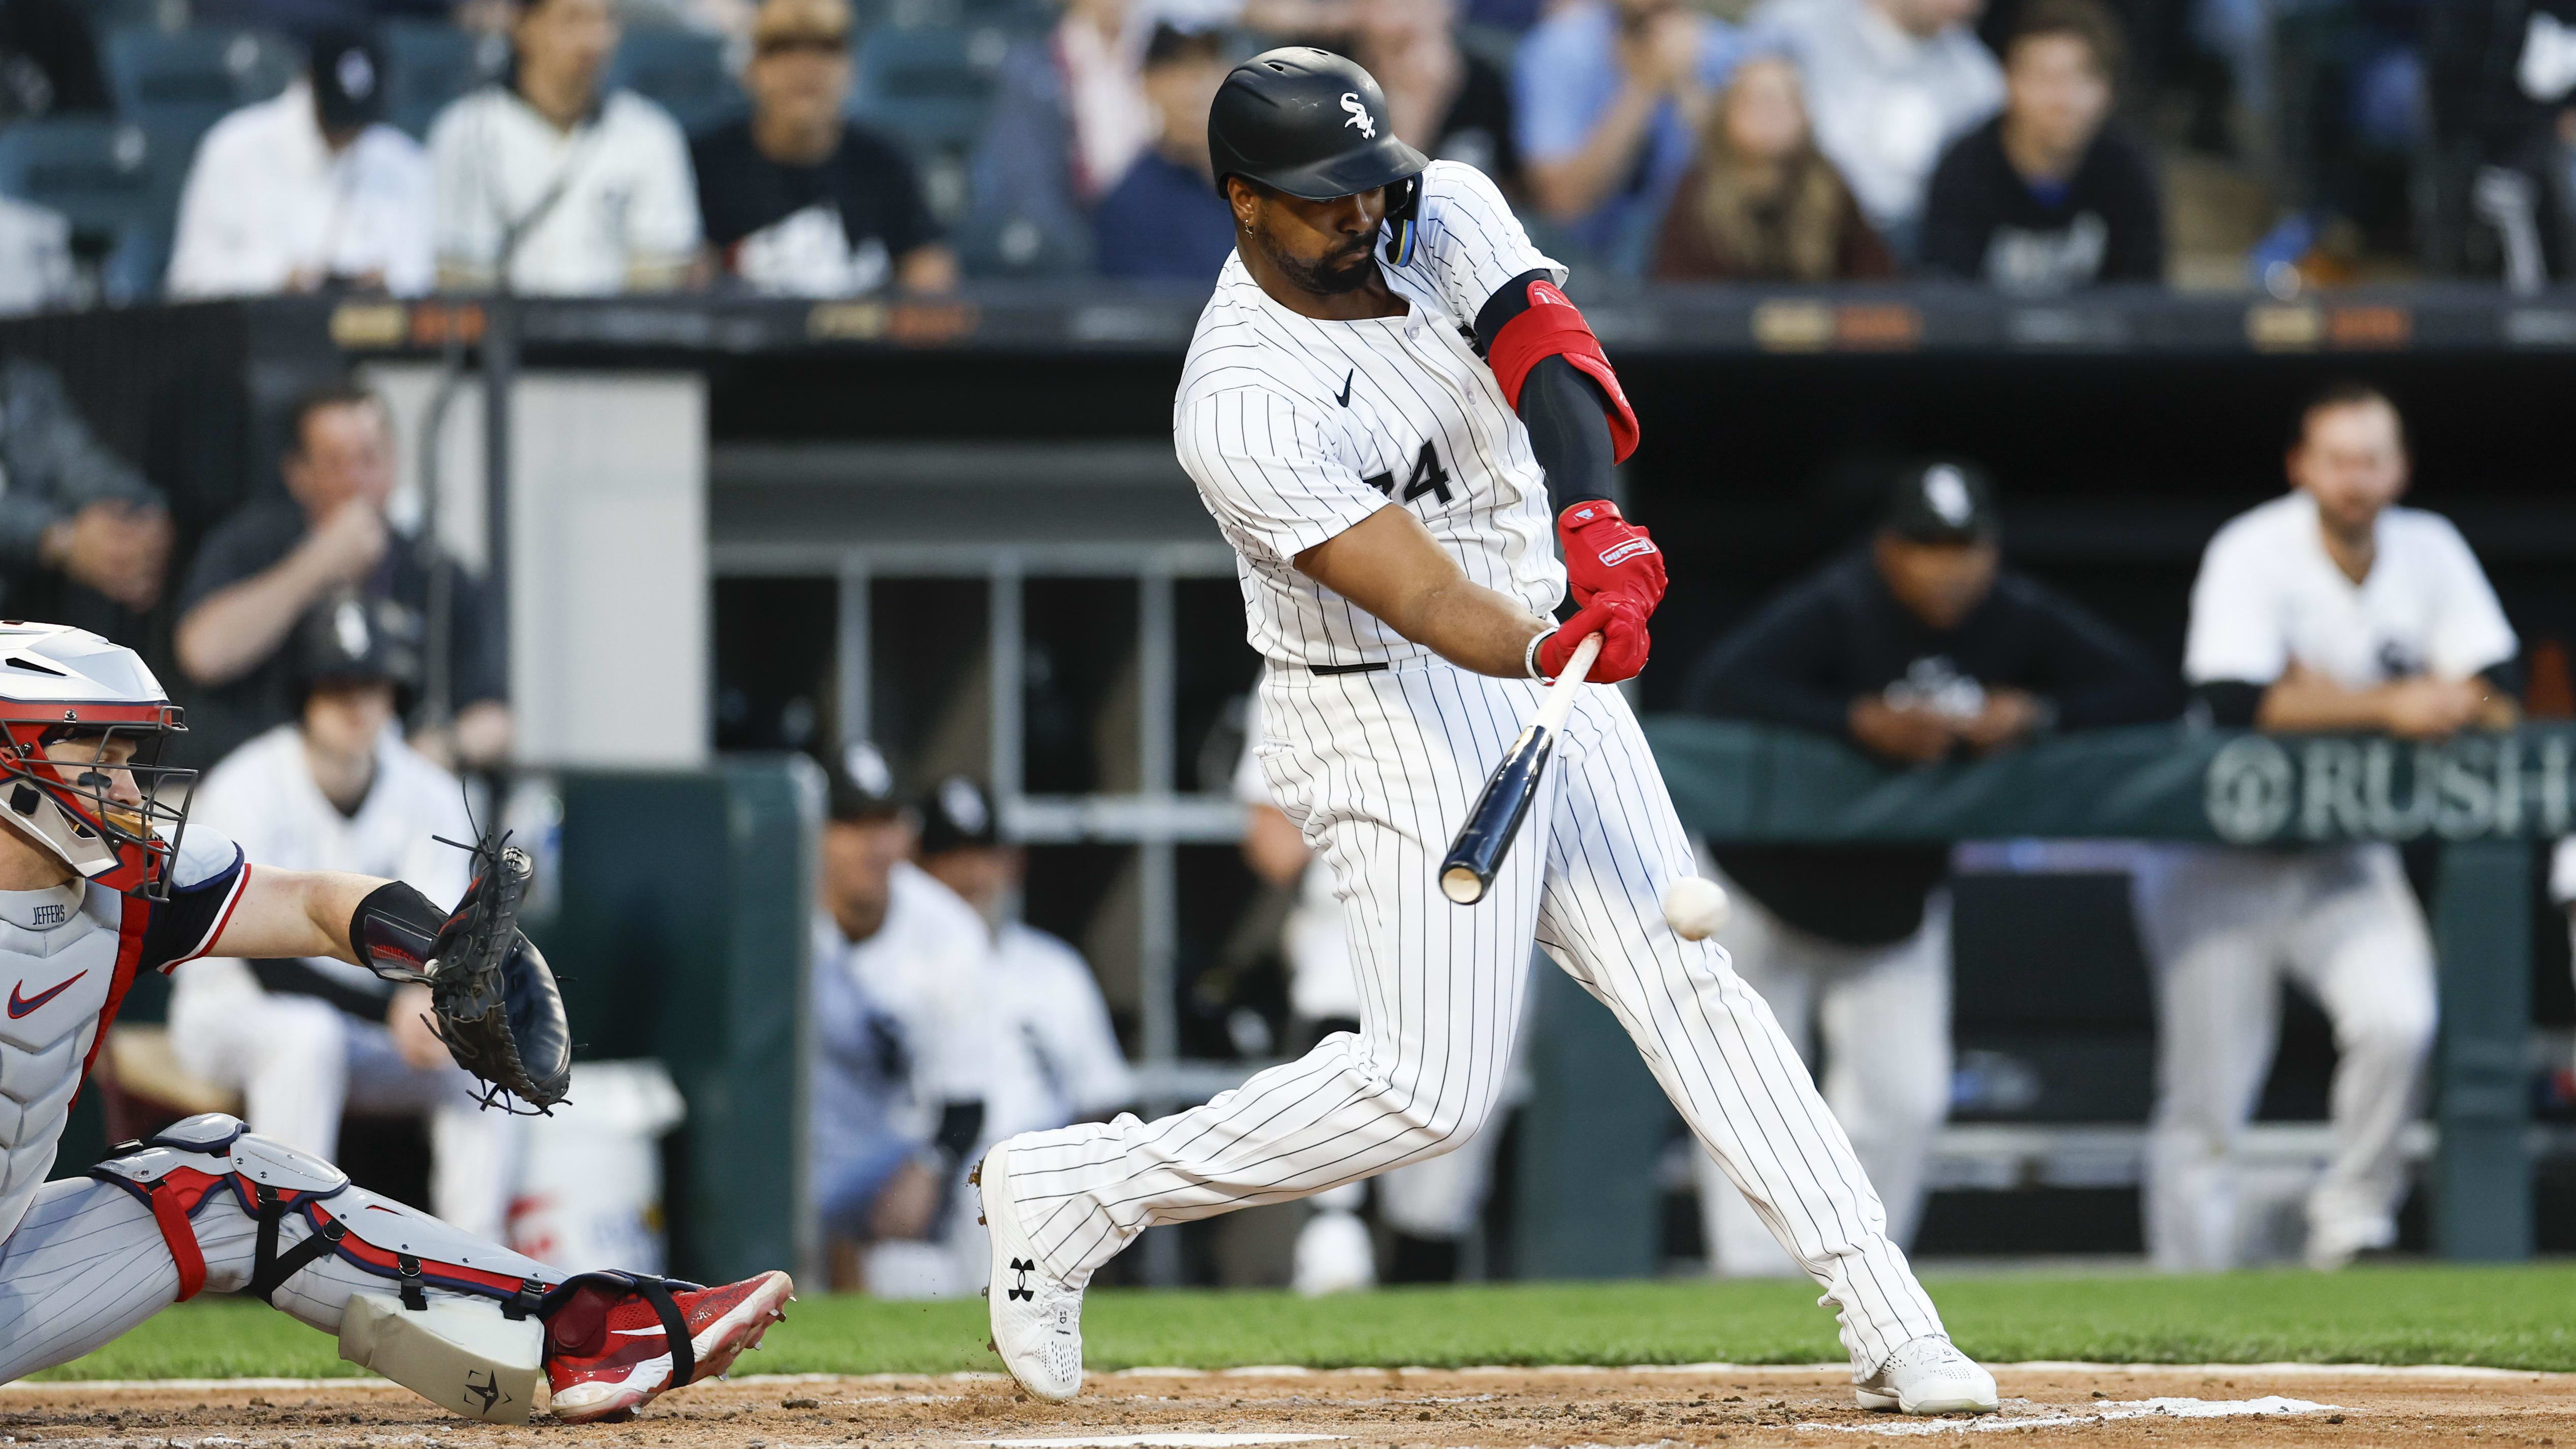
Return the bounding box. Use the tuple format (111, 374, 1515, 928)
(1798, 1397, 2340, 1435)
(963, 1423, 1349, 1433)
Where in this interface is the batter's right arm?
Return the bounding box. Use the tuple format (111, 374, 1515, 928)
(1295, 503, 1647, 683)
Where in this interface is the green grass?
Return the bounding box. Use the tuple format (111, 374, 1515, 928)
(38, 1264, 2576, 1381)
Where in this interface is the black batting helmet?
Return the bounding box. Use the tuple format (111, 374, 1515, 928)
(291, 590, 424, 713)
(1208, 47, 1429, 266)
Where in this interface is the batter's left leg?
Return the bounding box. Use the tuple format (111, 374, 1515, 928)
(1532, 689, 1947, 1379)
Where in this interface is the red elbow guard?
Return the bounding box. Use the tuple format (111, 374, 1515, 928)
(1485, 278, 1641, 464)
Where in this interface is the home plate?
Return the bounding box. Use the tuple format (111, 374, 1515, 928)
(968, 1423, 1349, 1433)
(1801, 1396, 2341, 1434)
(972, 1436, 1347, 1447)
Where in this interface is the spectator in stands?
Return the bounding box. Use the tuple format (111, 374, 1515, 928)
(694, 0, 956, 296)
(2134, 382, 2516, 1272)
(0, 200, 74, 314)
(0, 0, 109, 120)
(2425, 0, 2576, 283)
(169, 598, 514, 1240)
(1091, 24, 1236, 281)
(1918, 0, 2161, 291)
(1347, 0, 1523, 193)
(965, 0, 1147, 278)
(1515, 0, 1741, 267)
(167, 29, 435, 300)
(809, 744, 995, 1293)
(1748, 0, 2003, 255)
(915, 776, 1134, 1142)
(1653, 49, 1894, 280)
(0, 358, 169, 617)
(428, 0, 701, 294)
(175, 382, 507, 771)
(969, 0, 1368, 277)
(1680, 460, 2166, 1276)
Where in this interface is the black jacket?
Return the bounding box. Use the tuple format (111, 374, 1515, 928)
(1681, 547, 2171, 945)
(1918, 118, 2164, 292)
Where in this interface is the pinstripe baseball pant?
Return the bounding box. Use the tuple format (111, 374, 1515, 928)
(0, 1174, 548, 1384)
(1004, 658, 1948, 1373)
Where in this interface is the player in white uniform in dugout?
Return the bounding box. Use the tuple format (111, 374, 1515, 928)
(973, 48, 1996, 1416)
(914, 774, 1134, 1147)
(2133, 381, 2519, 1271)
(807, 745, 997, 1294)
(0, 624, 789, 1422)
(170, 595, 513, 1239)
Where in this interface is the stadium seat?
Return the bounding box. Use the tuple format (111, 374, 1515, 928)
(383, 19, 506, 139)
(955, 0, 1051, 33)
(104, 25, 300, 140)
(853, 25, 1002, 153)
(609, 26, 741, 134)
(0, 116, 191, 302)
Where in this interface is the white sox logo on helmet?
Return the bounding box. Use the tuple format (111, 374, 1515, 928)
(1340, 93, 1375, 138)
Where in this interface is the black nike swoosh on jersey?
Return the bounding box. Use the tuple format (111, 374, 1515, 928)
(1336, 371, 1354, 407)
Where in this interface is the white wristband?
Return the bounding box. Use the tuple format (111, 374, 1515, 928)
(1525, 626, 1558, 682)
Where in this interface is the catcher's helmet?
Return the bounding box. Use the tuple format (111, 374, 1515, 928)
(0, 623, 195, 897)
(1208, 47, 1429, 266)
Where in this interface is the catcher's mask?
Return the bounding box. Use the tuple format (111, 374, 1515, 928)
(0, 624, 195, 899)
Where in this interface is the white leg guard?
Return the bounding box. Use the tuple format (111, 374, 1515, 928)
(87, 1114, 554, 1422)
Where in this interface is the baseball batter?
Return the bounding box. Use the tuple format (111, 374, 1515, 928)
(976, 48, 1993, 1415)
(2134, 381, 2517, 1272)
(0, 623, 789, 1423)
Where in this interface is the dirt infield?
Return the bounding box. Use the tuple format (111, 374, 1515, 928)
(4, 1366, 2567, 1447)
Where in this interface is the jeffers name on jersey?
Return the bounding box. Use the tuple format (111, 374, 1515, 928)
(1176, 161, 1567, 669)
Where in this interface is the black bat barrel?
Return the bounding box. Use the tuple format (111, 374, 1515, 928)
(1438, 722, 1555, 905)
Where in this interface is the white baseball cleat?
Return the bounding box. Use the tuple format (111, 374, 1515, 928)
(975, 1139, 1088, 1401)
(1854, 1336, 1999, 1415)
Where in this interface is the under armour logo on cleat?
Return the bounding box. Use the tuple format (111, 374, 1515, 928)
(1340, 93, 1375, 138)
(1008, 1258, 1036, 1302)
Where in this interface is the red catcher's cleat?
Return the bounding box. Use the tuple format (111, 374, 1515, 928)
(542, 1270, 794, 1423)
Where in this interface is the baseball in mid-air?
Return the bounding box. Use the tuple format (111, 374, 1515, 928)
(1662, 876, 1731, 941)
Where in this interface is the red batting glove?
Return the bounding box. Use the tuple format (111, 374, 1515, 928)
(1558, 500, 1666, 611)
(1536, 594, 1651, 684)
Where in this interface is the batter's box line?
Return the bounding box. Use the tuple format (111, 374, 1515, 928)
(1800, 1397, 2340, 1435)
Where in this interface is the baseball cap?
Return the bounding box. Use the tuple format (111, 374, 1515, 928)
(822, 741, 904, 823)
(308, 27, 386, 133)
(291, 590, 423, 705)
(1882, 460, 1998, 544)
(751, 0, 851, 48)
(918, 775, 1001, 855)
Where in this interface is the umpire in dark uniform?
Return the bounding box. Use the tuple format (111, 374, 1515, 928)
(1677, 459, 2170, 1275)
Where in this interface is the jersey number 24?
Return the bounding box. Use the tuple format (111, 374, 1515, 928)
(1365, 442, 1453, 507)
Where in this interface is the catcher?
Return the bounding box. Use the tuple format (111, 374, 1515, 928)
(0, 623, 790, 1424)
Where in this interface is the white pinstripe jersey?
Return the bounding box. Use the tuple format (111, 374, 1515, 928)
(1175, 161, 1568, 669)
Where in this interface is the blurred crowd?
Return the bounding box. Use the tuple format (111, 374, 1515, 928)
(7, 0, 2576, 309)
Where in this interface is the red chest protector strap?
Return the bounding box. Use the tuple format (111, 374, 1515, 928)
(1483, 278, 1640, 463)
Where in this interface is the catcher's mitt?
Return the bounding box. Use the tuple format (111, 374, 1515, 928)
(352, 827, 572, 1112)
(428, 833, 573, 1111)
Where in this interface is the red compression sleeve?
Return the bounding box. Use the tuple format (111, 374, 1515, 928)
(1484, 278, 1641, 463)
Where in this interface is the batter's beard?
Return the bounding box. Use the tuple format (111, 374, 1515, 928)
(1252, 222, 1381, 296)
